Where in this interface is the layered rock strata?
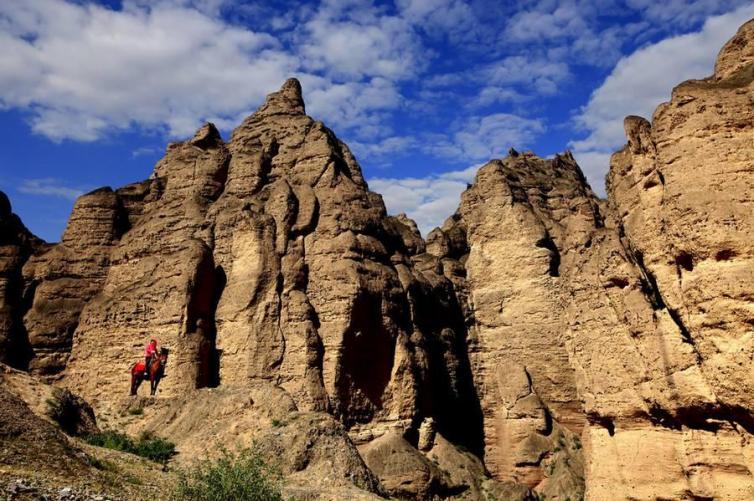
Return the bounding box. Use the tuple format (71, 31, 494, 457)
(9, 79, 481, 462)
(0, 19, 752, 501)
(0, 192, 43, 369)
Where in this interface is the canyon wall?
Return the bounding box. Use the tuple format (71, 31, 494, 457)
(1, 18, 753, 501)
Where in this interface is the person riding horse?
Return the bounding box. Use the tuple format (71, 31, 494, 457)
(143, 339, 158, 376)
(131, 345, 169, 396)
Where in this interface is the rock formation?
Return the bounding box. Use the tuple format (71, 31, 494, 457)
(1, 18, 753, 501)
(0, 192, 43, 369)
(597, 18, 754, 499)
(22, 186, 134, 375)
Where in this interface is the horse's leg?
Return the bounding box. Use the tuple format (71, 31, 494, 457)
(132, 373, 143, 396)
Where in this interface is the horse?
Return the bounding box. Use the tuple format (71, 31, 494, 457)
(130, 348, 169, 396)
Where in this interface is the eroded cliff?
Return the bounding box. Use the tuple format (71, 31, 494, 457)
(1, 18, 753, 501)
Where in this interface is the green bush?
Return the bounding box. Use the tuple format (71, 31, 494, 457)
(84, 430, 176, 464)
(174, 447, 283, 501)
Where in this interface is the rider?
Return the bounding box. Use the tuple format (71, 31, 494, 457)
(144, 339, 158, 376)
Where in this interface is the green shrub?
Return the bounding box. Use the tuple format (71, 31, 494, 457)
(84, 430, 176, 464)
(174, 447, 282, 501)
(133, 434, 177, 464)
(86, 455, 119, 472)
(85, 430, 133, 451)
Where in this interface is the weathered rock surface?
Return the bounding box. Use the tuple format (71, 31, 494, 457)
(359, 430, 452, 500)
(1, 18, 754, 501)
(1, 364, 97, 436)
(596, 18, 754, 500)
(0, 79, 489, 498)
(44, 80, 479, 450)
(0, 192, 43, 369)
(429, 152, 592, 496)
(22, 187, 135, 376)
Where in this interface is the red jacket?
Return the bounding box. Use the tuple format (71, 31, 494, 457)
(144, 342, 157, 358)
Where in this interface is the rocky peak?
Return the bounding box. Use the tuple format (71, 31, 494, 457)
(623, 115, 654, 155)
(189, 122, 223, 149)
(256, 77, 306, 116)
(0, 191, 10, 218)
(0, 191, 43, 369)
(714, 18, 754, 80)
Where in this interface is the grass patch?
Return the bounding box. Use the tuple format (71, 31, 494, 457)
(174, 447, 282, 501)
(87, 455, 119, 473)
(128, 407, 144, 416)
(270, 418, 284, 428)
(84, 430, 176, 464)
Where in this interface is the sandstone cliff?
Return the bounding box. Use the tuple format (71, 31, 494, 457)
(0, 192, 43, 369)
(1, 18, 753, 501)
(3, 78, 492, 499)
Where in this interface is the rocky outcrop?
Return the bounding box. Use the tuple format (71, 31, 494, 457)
(360, 430, 453, 500)
(0, 365, 171, 500)
(597, 18, 754, 500)
(428, 152, 592, 496)
(1, 364, 97, 436)
(2, 78, 486, 497)
(62, 124, 228, 404)
(1, 18, 753, 501)
(22, 187, 137, 376)
(0, 191, 43, 369)
(64, 79, 473, 440)
(256, 413, 383, 499)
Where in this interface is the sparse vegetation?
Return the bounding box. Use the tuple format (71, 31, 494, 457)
(45, 388, 93, 435)
(128, 407, 143, 416)
(270, 418, 284, 427)
(86, 455, 119, 473)
(174, 447, 283, 501)
(84, 430, 176, 464)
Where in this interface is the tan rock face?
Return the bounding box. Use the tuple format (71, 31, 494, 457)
(22, 187, 133, 375)
(598, 18, 754, 499)
(1, 19, 754, 501)
(430, 152, 594, 492)
(0, 191, 43, 369)
(4, 79, 479, 460)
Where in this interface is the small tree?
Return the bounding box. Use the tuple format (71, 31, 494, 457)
(174, 447, 283, 501)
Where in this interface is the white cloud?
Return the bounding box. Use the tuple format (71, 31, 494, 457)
(299, 0, 424, 81)
(369, 164, 481, 234)
(396, 0, 478, 41)
(486, 55, 570, 94)
(426, 113, 545, 161)
(570, 3, 754, 194)
(0, 0, 298, 141)
(505, 3, 590, 43)
(349, 135, 418, 161)
(303, 76, 402, 138)
(474, 87, 525, 106)
(627, 0, 754, 28)
(0, 0, 415, 143)
(18, 178, 86, 200)
(131, 146, 161, 158)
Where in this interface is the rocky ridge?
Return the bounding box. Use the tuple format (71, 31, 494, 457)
(1, 18, 753, 501)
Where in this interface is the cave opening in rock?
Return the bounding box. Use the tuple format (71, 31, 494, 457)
(335, 292, 396, 425)
(187, 257, 226, 389)
(536, 234, 561, 277)
(715, 249, 736, 261)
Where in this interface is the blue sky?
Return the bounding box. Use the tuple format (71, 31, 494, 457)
(1, 0, 753, 241)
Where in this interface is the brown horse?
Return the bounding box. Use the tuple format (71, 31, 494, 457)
(130, 348, 169, 396)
